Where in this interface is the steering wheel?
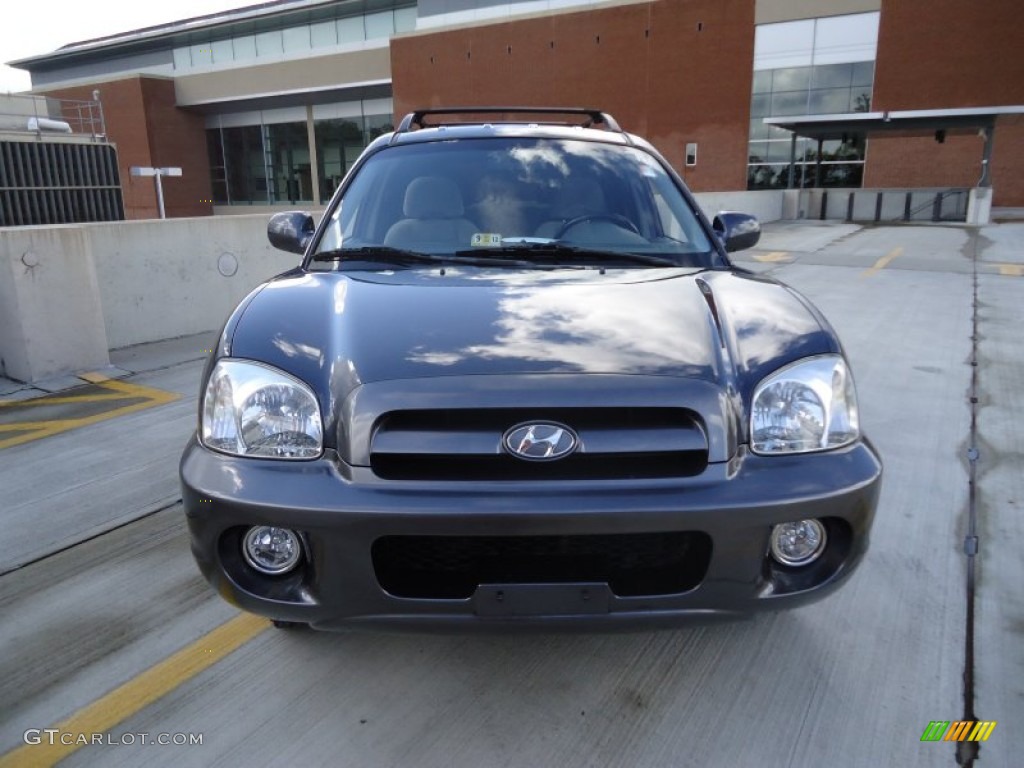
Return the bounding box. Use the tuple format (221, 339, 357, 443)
(554, 214, 641, 239)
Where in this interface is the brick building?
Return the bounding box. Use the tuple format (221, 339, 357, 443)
(9, 0, 1024, 219)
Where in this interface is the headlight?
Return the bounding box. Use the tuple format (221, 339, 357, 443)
(201, 359, 323, 459)
(751, 355, 859, 455)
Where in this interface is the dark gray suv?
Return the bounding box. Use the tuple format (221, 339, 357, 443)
(181, 108, 881, 631)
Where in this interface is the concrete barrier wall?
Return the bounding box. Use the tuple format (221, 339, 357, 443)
(693, 190, 785, 224)
(87, 215, 297, 349)
(0, 215, 297, 381)
(0, 226, 110, 382)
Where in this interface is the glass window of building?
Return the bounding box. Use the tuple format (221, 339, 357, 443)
(267, 122, 312, 204)
(364, 11, 395, 39)
(337, 16, 365, 44)
(190, 42, 213, 67)
(208, 102, 394, 206)
(282, 25, 311, 54)
(364, 113, 394, 144)
(211, 39, 234, 65)
(256, 30, 283, 57)
(315, 119, 364, 200)
(207, 130, 228, 203)
(395, 7, 417, 33)
(172, 47, 191, 71)
(311, 20, 337, 48)
(233, 35, 257, 61)
(221, 126, 267, 204)
(748, 13, 878, 190)
(168, 4, 414, 73)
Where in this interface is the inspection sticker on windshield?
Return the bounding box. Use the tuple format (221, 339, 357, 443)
(471, 233, 502, 247)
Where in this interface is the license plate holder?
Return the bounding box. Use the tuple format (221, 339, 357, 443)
(473, 582, 611, 617)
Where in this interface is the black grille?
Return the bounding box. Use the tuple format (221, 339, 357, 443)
(369, 408, 708, 481)
(372, 532, 712, 599)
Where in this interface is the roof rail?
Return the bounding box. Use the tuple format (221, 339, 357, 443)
(394, 107, 623, 135)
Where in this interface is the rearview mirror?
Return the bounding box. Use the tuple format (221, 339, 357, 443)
(712, 212, 761, 253)
(268, 211, 315, 255)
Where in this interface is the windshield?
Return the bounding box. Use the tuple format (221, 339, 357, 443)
(311, 137, 715, 269)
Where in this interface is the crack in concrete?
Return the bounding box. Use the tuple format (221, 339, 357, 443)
(956, 228, 984, 767)
(0, 497, 182, 579)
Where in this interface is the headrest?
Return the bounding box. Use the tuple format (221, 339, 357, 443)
(403, 176, 465, 219)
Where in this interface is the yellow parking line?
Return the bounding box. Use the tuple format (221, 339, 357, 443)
(0, 423, 67, 445)
(0, 378, 180, 450)
(997, 264, 1024, 277)
(0, 613, 270, 768)
(861, 246, 904, 277)
(0, 397, 126, 409)
(752, 251, 792, 263)
(90, 378, 180, 404)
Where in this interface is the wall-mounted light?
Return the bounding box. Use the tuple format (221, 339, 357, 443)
(685, 142, 698, 167)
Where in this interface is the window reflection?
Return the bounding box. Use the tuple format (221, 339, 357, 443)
(747, 61, 874, 190)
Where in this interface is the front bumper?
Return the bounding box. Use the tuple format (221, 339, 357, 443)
(180, 436, 881, 631)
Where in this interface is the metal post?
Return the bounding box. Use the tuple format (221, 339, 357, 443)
(788, 133, 797, 189)
(262, 124, 274, 204)
(814, 138, 823, 188)
(219, 125, 231, 206)
(130, 166, 180, 219)
(155, 171, 166, 219)
(92, 89, 106, 140)
(306, 105, 321, 206)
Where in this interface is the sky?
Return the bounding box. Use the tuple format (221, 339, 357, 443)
(0, 0, 262, 92)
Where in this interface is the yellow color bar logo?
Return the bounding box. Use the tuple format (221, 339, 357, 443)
(921, 721, 997, 742)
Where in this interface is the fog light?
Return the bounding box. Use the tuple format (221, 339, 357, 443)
(242, 526, 302, 575)
(769, 519, 827, 566)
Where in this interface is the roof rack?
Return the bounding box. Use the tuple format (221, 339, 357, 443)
(394, 107, 624, 135)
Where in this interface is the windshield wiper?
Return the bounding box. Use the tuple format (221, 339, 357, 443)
(314, 246, 581, 270)
(313, 246, 445, 265)
(454, 242, 682, 268)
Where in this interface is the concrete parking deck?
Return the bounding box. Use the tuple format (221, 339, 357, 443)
(0, 221, 1020, 767)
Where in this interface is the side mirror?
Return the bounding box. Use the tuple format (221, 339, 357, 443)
(712, 212, 761, 253)
(268, 211, 315, 254)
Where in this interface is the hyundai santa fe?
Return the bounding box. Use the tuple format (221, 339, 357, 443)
(180, 107, 882, 631)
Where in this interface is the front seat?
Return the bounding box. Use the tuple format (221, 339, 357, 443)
(384, 176, 478, 250)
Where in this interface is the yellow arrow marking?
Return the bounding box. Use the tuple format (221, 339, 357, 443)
(861, 246, 904, 277)
(0, 377, 179, 449)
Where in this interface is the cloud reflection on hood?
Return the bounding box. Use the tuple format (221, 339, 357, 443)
(408, 278, 715, 376)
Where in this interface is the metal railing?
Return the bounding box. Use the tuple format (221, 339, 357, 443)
(0, 93, 107, 140)
(813, 188, 971, 223)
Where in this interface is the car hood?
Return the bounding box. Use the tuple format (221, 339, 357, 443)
(227, 266, 835, 409)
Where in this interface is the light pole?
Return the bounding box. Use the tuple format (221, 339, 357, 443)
(129, 166, 182, 219)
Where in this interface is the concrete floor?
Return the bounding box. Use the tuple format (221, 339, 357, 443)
(0, 221, 1020, 767)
